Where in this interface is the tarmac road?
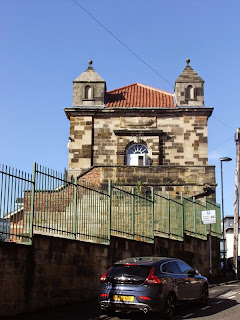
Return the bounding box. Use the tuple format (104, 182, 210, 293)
(4, 281, 240, 320)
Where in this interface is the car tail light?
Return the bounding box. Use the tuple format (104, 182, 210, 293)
(124, 263, 137, 266)
(100, 273, 107, 281)
(100, 267, 112, 281)
(138, 296, 150, 300)
(100, 293, 109, 298)
(146, 267, 162, 284)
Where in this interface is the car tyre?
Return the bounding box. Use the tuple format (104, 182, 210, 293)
(163, 293, 176, 319)
(201, 285, 209, 306)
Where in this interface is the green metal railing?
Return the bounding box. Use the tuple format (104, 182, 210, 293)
(0, 164, 33, 244)
(183, 197, 221, 240)
(154, 193, 184, 241)
(0, 163, 222, 246)
(33, 163, 110, 244)
(110, 184, 154, 243)
(184, 197, 208, 240)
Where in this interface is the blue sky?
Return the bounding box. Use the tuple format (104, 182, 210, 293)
(0, 0, 239, 215)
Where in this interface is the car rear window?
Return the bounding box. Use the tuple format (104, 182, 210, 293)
(107, 265, 151, 278)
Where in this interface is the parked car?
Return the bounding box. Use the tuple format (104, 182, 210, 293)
(227, 256, 240, 273)
(99, 257, 208, 319)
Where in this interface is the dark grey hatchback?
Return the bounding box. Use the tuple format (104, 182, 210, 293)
(99, 257, 208, 318)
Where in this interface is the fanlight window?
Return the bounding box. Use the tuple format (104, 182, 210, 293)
(126, 144, 149, 166)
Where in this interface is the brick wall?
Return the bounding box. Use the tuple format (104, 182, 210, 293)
(77, 167, 101, 187)
(0, 233, 220, 317)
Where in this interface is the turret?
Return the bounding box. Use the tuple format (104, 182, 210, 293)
(72, 60, 106, 107)
(175, 59, 204, 107)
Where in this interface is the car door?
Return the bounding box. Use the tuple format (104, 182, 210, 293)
(161, 261, 184, 300)
(175, 260, 203, 300)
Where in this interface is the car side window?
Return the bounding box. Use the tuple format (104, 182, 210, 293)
(176, 260, 193, 274)
(161, 261, 180, 274)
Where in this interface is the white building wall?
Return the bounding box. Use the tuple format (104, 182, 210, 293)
(225, 232, 240, 258)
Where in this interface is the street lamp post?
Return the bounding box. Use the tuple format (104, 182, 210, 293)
(220, 157, 232, 274)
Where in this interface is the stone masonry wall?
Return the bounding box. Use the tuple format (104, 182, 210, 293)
(67, 112, 209, 178)
(68, 116, 92, 174)
(94, 117, 118, 165)
(76, 165, 216, 200)
(0, 234, 220, 317)
(175, 82, 204, 106)
(93, 114, 209, 166)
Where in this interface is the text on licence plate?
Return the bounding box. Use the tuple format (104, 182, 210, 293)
(113, 295, 134, 302)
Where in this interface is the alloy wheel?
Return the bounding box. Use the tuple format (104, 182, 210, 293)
(163, 293, 176, 319)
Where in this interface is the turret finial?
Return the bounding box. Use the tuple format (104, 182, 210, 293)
(186, 58, 190, 66)
(87, 60, 93, 70)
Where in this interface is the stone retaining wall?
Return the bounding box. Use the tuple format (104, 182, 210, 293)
(0, 234, 220, 317)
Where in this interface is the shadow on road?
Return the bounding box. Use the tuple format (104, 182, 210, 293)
(99, 297, 239, 320)
(3, 296, 239, 320)
(175, 297, 239, 319)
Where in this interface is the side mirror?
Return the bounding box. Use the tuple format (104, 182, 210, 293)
(188, 269, 199, 276)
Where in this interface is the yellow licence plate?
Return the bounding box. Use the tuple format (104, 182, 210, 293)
(113, 295, 134, 302)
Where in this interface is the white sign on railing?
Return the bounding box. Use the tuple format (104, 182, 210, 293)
(201, 210, 216, 224)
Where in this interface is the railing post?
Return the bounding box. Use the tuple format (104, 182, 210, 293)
(167, 193, 170, 237)
(108, 179, 112, 241)
(73, 178, 77, 240)
(193, 197, 196, 236)
(131, 187, 135, 240)
(204, 196, 207, 235)
(181, 192, 184, 238)
(151, 187, 154, 240)
(30, 162, 36, 243)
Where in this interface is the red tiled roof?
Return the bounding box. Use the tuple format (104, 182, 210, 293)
(105, 83, 175, 108)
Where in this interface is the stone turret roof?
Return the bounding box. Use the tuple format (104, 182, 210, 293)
(105, 83, 175, 108)
(74, 60, 105, 82)
(175, 59, 204, 84)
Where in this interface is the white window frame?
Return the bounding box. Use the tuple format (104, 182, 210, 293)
(126, 144, 149, 166)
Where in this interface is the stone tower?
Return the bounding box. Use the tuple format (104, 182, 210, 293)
(66, 61, 106, 176)
(174, 59, 204, 107)
(72, 60, 106, 107)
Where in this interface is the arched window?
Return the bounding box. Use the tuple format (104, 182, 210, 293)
(126, 144, 149, 166)
(186, 85, 194, 100)
(85, 85, 92, 99)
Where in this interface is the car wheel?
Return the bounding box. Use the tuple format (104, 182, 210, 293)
(201, 285, 209, 306)
(163, 293, 176, 319)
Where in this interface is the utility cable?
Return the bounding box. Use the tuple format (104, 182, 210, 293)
(71, 0, 174, 88)
(209, 134, 235, 152)
(211, 115, 236, 131)
(71, 0, 237, 149)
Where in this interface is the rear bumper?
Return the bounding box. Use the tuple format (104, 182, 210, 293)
(99, 299, 163, 313)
